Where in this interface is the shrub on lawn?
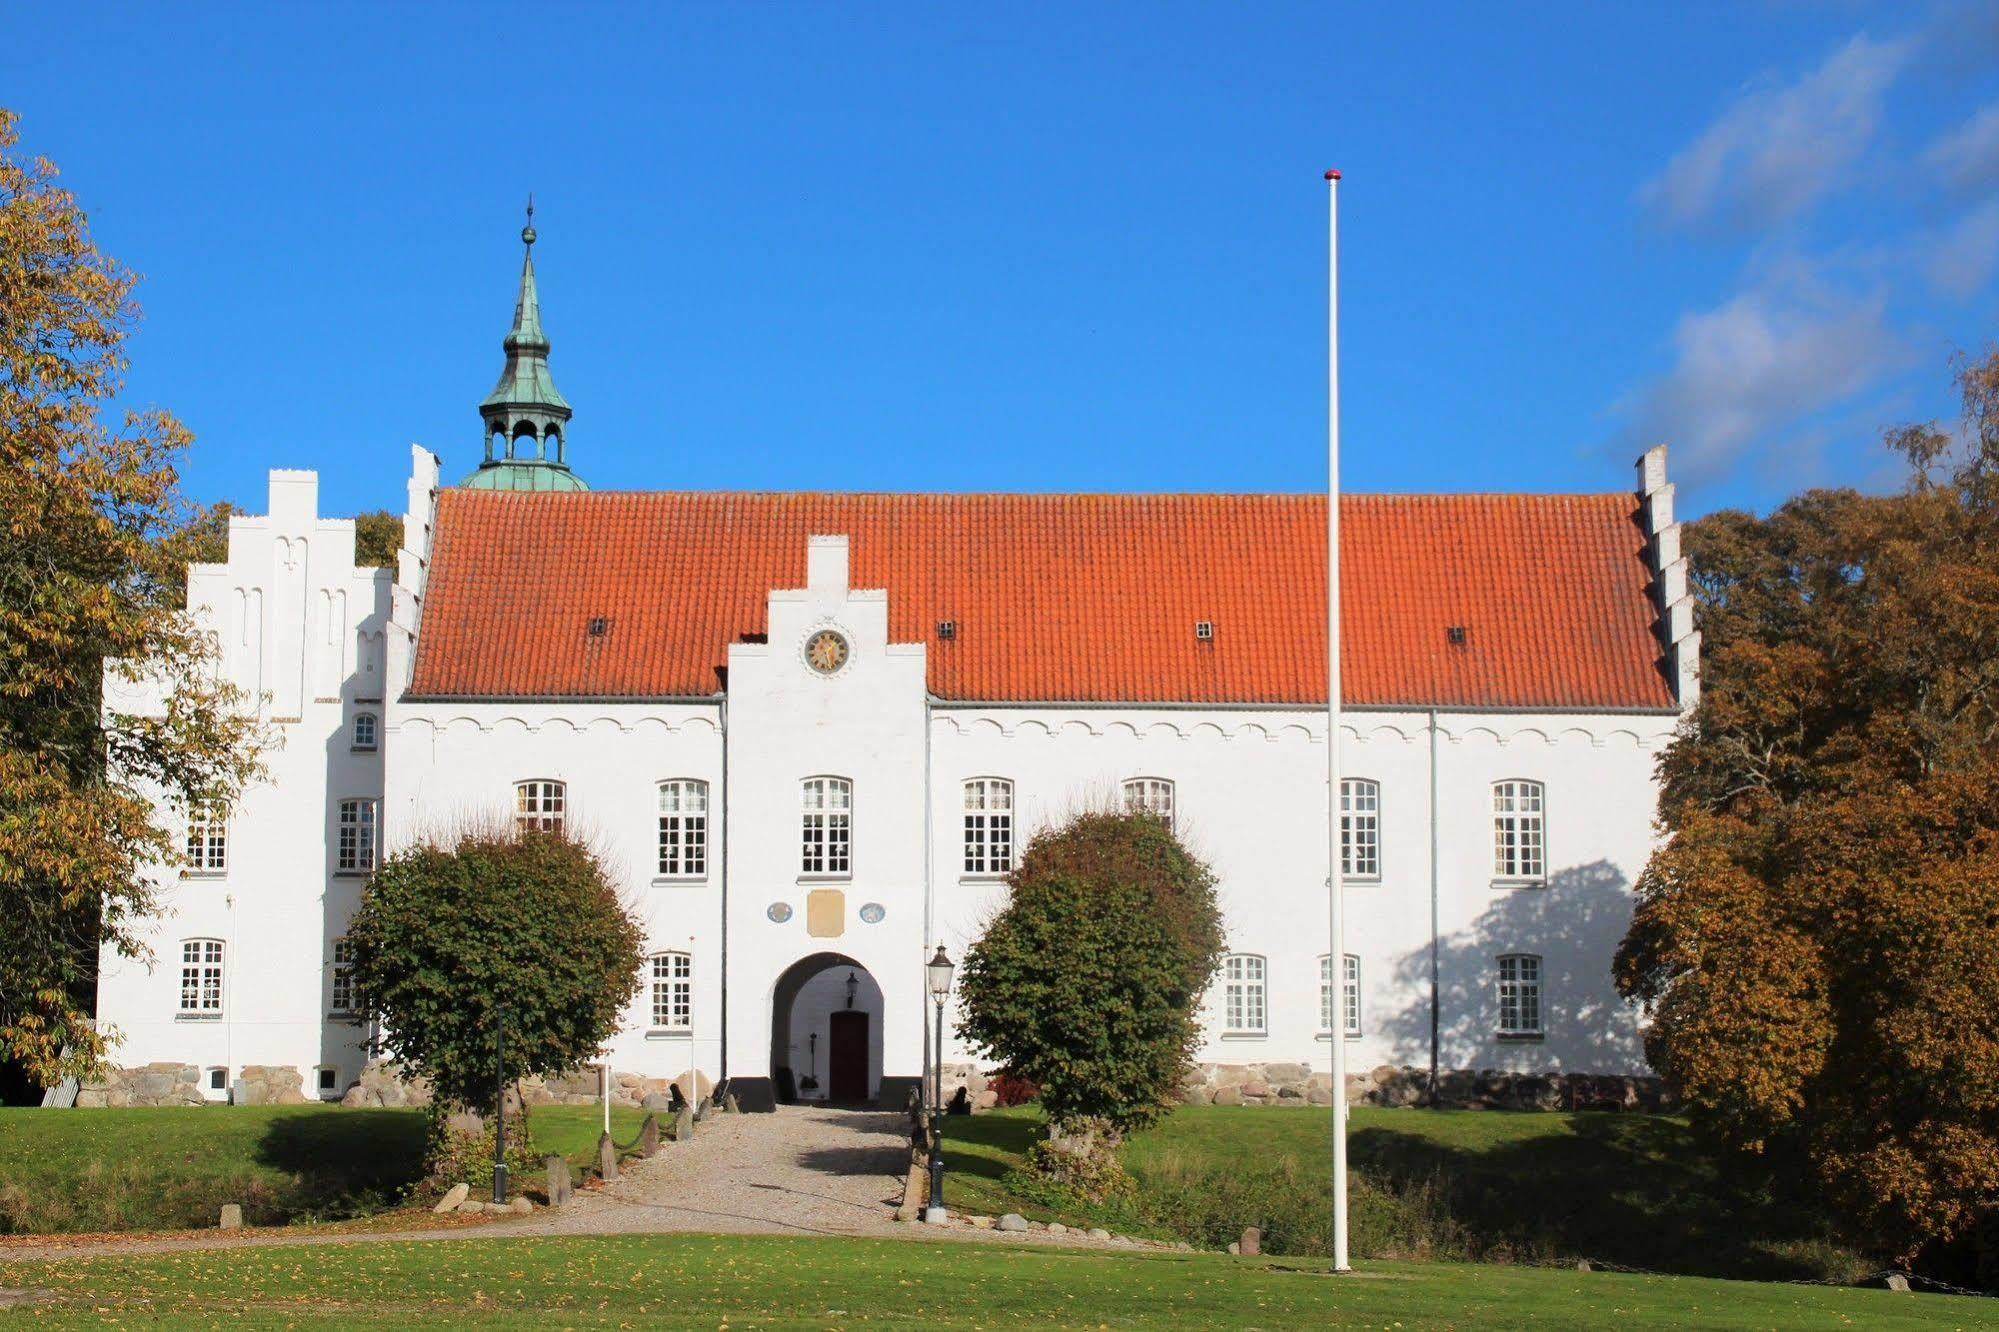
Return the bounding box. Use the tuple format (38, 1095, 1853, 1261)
(958, 810, 1222, 1198)
(345, 826, 644, 1184)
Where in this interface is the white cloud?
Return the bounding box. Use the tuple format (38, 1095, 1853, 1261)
(1638, 34, 1917, 230)
(1616, 264, 1905, 487)
(1927, 198, 1999, 298)
(1923, 101, 1999, 192)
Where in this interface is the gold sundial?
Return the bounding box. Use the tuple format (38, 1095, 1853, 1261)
(805, 629, 850, 675)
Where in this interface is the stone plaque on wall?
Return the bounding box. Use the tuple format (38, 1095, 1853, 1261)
(806, 888, 845, 938)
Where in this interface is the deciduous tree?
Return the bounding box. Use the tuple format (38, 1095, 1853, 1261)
(957, 809, 1223, 1196)
(1617, 348, 1999, 1268)
(0, 108, 260, 1086)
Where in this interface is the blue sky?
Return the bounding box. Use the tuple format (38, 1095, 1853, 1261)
(8, 3, 1999, 518)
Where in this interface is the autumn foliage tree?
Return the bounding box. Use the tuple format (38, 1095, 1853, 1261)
(1617, 348, 1999, 1271)
(0, 108, 261, 1086)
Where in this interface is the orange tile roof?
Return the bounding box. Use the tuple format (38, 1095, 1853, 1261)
(408, 490, 1676, 711)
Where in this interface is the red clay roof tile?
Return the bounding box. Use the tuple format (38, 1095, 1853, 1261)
(408, 489, 1675, 710)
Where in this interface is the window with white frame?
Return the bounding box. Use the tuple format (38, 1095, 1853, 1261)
(178, 939, 224, 1016)
(1341, 778, 1380, 879)
(185, 800, 228, 874)
(351, 712, 378, 751)
(336, 798, 378, 873)
(1122, 777, 1175, 832)
(1492, 780, 1545, 881)
(801, 777, 852, 875)
(1320, 953, 1361, 1036)
(1498, 954, 1543, 1035)
(650, 951, 693, 1031)
(515, 779, 566, 834)
(316, 1066, 339, 1095)
(963, 778, 1014, 875)
(1222, 953, 1266, 1034)
(330, 938, 356, 1015)
(656, 780, 708, 878)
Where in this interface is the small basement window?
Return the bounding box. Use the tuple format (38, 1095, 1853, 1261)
(207, 1067, 227, 1092)
(316, 1066, 338, 1095)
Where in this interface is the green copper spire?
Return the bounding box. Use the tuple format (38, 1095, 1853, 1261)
(462, 199, 587, 491)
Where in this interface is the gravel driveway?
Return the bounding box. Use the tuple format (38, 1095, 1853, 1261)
(529, 1103, 915, 1239)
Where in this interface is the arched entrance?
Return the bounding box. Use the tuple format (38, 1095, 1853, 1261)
(769, 952, 886, 1106)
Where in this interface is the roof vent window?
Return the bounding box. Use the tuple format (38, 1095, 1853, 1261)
(938, 620, 956, 640)
(1447, 625, 1468, 646)
(587, 617, 609, 637)
(1195, 621, 1214, 641)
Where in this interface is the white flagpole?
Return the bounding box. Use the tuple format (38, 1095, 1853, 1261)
(1325, 166, 1350, 1274)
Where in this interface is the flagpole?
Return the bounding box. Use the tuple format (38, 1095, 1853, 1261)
(1324, 166, 1350, 1274)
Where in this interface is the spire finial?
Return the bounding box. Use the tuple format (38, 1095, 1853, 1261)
(522, 193, 536, 247)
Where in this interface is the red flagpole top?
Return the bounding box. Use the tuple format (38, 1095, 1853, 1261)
(1324, 169, 1341, 181)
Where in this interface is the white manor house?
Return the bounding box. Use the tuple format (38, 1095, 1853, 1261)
(93, 227, 1700, 1111)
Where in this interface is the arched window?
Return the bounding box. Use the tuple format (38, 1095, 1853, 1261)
(185, 800, 228, 875)
(801, 777, 852, 875)
(963, 778, 1014, 875)
(351, 712, 378, 751)
(650, 951, 693, 1031)
(1221, 953, 1266, 1035)
(1341, 778, 1380, 879)
(515, 780, 566, 835)
(1497, 954, 1543, 1036)
(336, 798, 378, 873)
(1122, 777, 1175, 832)
(178, 939, 225, 1016)
(657, 780, 709, 878)
(1492, 780, 1545, 882)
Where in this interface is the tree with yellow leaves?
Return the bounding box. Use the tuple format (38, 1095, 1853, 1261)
(0, 108, 262, 1087)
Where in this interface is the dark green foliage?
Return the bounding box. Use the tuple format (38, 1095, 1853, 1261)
(345, 830, 644, 1113)
(957, 811, 1222, 1138)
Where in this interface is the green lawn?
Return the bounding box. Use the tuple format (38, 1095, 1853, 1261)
(943, 1105, 1870, 1283)
(0, 1233, 1981, 1329)
(0, 1103, 647, 1235)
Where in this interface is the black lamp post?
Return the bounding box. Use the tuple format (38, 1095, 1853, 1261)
(924, 943, 954, 1224)
(492, 1000, 508, 1206)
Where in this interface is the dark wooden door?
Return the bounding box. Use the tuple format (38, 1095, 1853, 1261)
(828, 1011, 869, 1103)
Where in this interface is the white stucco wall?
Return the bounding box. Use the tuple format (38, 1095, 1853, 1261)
(95, 461, 1679, 1102)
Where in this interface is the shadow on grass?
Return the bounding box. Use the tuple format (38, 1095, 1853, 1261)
(1347, 1112, 1857, 1281)
(251, 1110, 427, 1221)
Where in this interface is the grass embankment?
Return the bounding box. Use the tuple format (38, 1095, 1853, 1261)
(2, 1234, 1984, 1330)
(0, 1103, 646, 1235)
(944, 1105, 1870, 1283)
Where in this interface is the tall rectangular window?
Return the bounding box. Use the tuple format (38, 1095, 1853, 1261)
(337, 799, 378, 873)
(801, 778, 852, 875)
(1498, 954, 1543, 1035)
(330, 938, 355, 1015)
(351, 712, 378, 751)
(515, 780, 566, 835)
(650, 952, 693, 1030)
(963, 778, 1014, 875)
(185, 801, 228, 874)
(1341, 778, 1380, 879)
(1222, 953, 1266, 1034)
(1122, 778, 1175, 833)
(1492, 780, 1546, 881)
(179, 939, 224, 1016)
(657, 780, 709, 878)
(1320, 953, 1361, 1036)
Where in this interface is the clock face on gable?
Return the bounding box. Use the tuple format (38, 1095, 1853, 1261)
(804, 629, 850, 675)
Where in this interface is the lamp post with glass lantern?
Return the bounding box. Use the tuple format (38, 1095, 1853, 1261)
(924, 943, 954, 1224)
